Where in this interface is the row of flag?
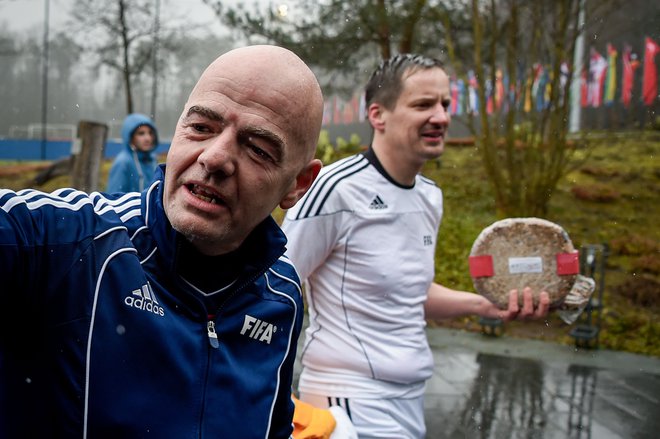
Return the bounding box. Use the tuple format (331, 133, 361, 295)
(323, 36, 660, 125)
(584, 37, 660, 108)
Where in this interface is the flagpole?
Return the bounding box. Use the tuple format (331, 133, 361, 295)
(150, 0, 160, 121)
(569, 0, 586, 133)
(568, 0, 585, 133)
(40, 0, 50, 160)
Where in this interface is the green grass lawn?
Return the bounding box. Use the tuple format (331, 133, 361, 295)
(425, 131, 660, 356)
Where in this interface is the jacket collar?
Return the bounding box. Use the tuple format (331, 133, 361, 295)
(144, 165, 288, 294)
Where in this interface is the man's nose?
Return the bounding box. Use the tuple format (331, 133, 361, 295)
(430, 103, 450, 124)
(197, 130, 237, 176)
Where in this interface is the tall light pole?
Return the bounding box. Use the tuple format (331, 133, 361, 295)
(150, 0, 160, 121)
(40, 0, 50, 160)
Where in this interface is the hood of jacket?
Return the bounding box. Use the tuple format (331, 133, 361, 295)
(121, 113, 159, 155)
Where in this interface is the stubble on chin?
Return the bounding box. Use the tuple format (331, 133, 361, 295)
(169, 209, 233, 253)
(169, 210, 208, 243)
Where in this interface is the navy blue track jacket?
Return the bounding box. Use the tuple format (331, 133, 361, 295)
(0, 165, 303, 438)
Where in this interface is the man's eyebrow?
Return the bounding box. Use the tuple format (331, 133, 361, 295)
(244, 126, 286, 157)
(185, 105, 223, 121)
(183, 105, 286, 160)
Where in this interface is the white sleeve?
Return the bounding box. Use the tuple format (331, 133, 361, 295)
(281, 209, 341, 283)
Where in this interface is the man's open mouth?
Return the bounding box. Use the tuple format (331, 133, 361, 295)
(422, 130, 444, 140)
(187, 184, 223, 205)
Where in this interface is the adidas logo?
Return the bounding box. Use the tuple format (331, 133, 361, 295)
(369, 195, 388, 209)
(240, 314, 277, 344)
(124, 283, 165, 317)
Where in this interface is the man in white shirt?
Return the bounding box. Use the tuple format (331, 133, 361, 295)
(282, 53, 550, 439)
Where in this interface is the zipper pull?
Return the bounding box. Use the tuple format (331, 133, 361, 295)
(207, 320, 219, 349)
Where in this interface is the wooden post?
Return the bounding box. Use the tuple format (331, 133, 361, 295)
(72, 120, 108, 192)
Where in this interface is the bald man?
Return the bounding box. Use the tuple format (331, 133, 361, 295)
(0, 45, 323, 438)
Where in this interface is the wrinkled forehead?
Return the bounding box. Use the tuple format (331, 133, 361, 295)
(188, 49, 322, 158)
(400, 67, 450, 96)
(194, 48, 315, 103)
(402, 65, 449, 85)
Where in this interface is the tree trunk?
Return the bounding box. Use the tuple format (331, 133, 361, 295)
(118, 0, 134, 114)
(72, 120, 108, 192)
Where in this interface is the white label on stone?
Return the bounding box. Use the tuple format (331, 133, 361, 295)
(508, 257, 543, 274)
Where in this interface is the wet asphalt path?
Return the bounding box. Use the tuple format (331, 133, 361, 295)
(424, 327, 660, 439)
(294, 325, 660, 439)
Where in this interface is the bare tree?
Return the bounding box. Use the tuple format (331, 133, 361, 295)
(203, 0, 470, 96)
(207, 0, 626, 217)
(68, 0, 181, 116)
(444, 0, 619, 216)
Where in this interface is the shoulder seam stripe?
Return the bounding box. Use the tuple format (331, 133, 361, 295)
(297, 155, 369, 219)
(313, 161, 370, 217)
(419, 175, 437, 186)
(296, 155, 365, 219)
(140, 246, 158, 265)
(268, 266, 303, 296)
(144, 180, 160, 226)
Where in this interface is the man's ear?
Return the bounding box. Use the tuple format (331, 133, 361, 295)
(279, 158, 323, 210)
(367, 103, 386, 131)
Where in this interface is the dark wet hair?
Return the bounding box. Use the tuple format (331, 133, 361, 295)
(364, 53, 444, 111)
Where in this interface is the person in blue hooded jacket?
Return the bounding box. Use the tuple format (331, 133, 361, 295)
(106, 113, 159, 193)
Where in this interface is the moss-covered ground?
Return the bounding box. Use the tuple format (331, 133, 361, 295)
(425, 132, 660, 356)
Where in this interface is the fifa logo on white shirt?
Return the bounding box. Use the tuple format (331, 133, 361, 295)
(424, 235, 433, 246)
(124, 282, 165, 317)
(240, 314, 277, 344)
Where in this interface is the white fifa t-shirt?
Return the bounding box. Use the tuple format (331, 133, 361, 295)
(282, 149, 443, 399)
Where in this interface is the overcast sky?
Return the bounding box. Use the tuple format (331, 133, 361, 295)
(0, 0, 249, 35)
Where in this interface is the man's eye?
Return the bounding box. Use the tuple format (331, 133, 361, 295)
(249, 144, 274, 162)
(236, 133, 274, 162)
(191, 123, 211, 133)
(442, 100, 451, 109)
